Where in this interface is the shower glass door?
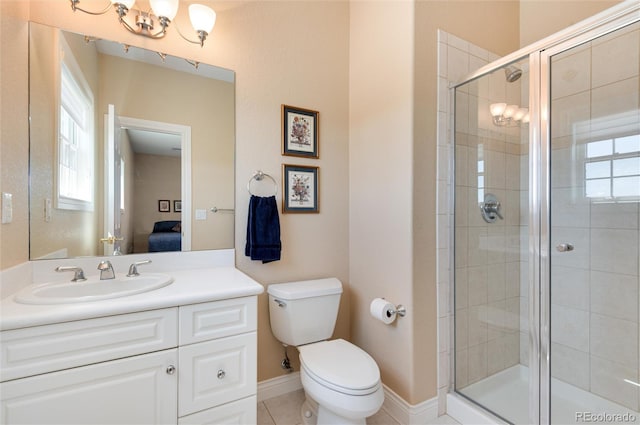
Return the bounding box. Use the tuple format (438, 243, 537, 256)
(453, 57, 530, 423)
(546, 21, 640, 424)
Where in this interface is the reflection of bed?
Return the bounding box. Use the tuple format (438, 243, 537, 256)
(148, 221, 181, 252)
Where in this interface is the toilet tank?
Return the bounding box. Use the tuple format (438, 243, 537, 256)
(267, 278, 343, 346)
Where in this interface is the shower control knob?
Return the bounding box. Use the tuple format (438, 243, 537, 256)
(217, 369, 226, 379)
(556, 243, 574, 252)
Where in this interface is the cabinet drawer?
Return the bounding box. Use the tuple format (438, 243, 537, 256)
(1, 349, 178, 425)
(179, 297, 257, 345)
(178, 396, 257, 425)
(178, 332, 257, 416)
(1, 308, 178, 381)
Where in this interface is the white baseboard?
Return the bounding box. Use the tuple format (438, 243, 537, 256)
(381, 384, 439, 425)
(257, 374, 439, 425)
(257, 372, 303, 402)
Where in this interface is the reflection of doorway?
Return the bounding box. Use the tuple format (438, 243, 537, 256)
(108, 115, 191, 254)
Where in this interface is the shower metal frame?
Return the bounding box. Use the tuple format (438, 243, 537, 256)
(450, 1, 640, 423)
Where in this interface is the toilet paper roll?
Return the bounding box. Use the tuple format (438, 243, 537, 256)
(370, 298, 396, 324)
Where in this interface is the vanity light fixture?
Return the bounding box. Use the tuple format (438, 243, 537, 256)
(490, 103, 529, 127)
(69, 0, 216, 47)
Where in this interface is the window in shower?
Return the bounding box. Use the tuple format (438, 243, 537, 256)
(584, 134, 640, 200)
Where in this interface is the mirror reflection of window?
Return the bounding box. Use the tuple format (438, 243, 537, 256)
(57, 37, 95, 211)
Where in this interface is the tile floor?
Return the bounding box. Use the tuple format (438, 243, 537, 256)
(258, 389, 461, 425)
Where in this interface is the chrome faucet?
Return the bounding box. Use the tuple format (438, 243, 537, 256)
(55, 266, 86, 282)
(127, 260, 152, 277)
(97, 260, 116, 280)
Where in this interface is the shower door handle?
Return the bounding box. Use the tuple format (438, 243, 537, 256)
(556, 243, 574, 252)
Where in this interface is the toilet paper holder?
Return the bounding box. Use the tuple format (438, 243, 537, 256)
(390, 304, 407, 317)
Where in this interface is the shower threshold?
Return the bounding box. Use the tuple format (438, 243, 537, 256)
(451, 365, 639, 424)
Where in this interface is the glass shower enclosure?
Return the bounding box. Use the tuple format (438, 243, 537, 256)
(452, 2, 640, 423)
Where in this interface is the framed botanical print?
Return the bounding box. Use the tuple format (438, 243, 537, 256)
(282, 164, 319, 213)
(282, 105, 319, 158)
(158, 200, 170, 212)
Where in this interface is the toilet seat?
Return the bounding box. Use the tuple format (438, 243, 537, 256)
(299, 339, 381, 396)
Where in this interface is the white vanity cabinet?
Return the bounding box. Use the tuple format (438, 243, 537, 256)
(0, 296, 258, 425)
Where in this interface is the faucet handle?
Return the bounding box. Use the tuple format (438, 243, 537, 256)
(55, 266, 87, 282)
(97, 260, 116, 280)
(127, 260, 152, 277)
(97, 260, 113, 270)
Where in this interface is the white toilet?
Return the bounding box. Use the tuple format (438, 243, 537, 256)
(268, 278, 384, 425)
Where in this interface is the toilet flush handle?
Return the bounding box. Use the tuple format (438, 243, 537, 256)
(273, 299, 286, 308)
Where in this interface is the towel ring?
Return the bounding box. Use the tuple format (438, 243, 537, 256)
(247, 171, 278, 196)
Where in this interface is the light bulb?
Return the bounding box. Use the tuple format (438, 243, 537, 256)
(503, 104, 518, 119)
(489, 103, 507, 117)
(513, 108, 528, 121)
(149, 0, 179, 20)
(189, 4, 216, 33)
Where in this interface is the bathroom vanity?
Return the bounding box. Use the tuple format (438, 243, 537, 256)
(0, 262, 263, 425)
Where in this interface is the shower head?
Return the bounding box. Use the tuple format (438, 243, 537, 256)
(504, 65, 522, 83)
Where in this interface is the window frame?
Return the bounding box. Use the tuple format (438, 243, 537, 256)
(584, 134, 640, 202)
(56, 35, 95, 212)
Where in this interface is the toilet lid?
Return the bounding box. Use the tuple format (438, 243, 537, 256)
(299, 339, 380, 393)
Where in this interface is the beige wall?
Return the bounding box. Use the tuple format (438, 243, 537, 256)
(349, 0, 417, 402)
(0, 0, 629, 407)
(0, 1, 30, 269)
(221, 2, 351, 381)
(520, 0, 624, 47)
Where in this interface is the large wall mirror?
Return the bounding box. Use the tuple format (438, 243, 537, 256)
(29, 22, 235, 260)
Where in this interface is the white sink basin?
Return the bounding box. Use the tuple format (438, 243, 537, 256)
(13, 273, 174, 305)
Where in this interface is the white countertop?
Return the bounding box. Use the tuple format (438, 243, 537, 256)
(0, 267, 264, 331)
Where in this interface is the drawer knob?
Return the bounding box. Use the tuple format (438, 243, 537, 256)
(217, 369, 226, 379)
(166, 365, 176, 375)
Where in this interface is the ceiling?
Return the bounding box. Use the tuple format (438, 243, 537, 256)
(125, 128, 181, 157)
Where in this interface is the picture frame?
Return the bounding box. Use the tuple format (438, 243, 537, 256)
(174, 200, 182, 213)
(158, 200, 170, 212)
(282, 104, 319, 158)
(283, 164, 319, 213)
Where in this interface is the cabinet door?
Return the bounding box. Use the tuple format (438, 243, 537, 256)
(0, 349, 177, 425)
(178, 332, 257, 416)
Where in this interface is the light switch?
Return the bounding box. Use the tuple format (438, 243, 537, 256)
(45, 198, 52, 222)
(195, 209, 207, 220)
(2, 192, 13, 224)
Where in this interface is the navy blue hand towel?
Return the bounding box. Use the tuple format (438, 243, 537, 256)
(245, 195, 281, 263)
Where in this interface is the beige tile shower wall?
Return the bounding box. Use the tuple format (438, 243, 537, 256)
(437, 32, 523, 393)
(454, 111, 523, 387)
(545, 24, 640, 411)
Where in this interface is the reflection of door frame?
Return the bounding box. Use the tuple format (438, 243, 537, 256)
(118, 116, 192, 251)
